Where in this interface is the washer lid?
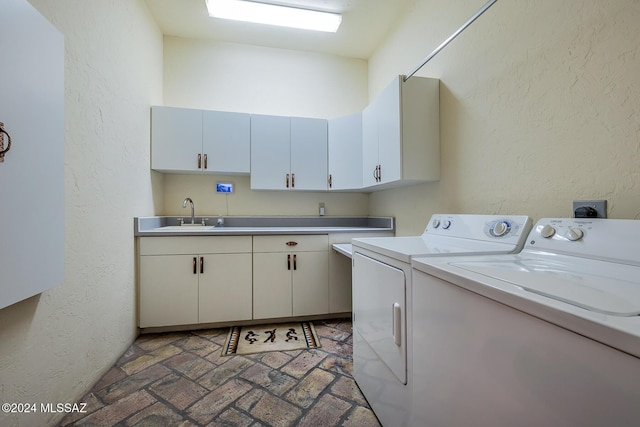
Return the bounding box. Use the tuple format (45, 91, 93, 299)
(353, 235, 517, 263)
(451, 258, 640, 316)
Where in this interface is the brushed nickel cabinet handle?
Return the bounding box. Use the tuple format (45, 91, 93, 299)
(286, 173, 290, 188)
(328, 174, 332, 188)
(291, 173, 295, 188)
(203, 154, 208, 169)
(378, 164, 382, 182)
(197, 153, 202, 169)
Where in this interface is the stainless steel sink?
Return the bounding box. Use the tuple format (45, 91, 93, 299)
(154, 225, 215, 231)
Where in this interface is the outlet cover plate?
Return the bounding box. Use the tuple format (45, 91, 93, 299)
(573, 200, 607, 218)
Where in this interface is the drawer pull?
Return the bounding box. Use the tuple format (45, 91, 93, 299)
(286, 241, 298, 246)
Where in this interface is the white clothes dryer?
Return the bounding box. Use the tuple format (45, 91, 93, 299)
(351, 214, 532, 427)
(411, 218, 640, 427)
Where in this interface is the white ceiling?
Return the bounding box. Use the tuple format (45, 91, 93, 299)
(144, 0, 414, 59)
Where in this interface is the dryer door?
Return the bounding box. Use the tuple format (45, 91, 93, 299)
(353, 252, 407, 383)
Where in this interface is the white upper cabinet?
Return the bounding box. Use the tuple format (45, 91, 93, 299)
(203, 110, 250, 174)
(151, 106, 202, 172)
(290, 117, 328, 191)
(362, 75, 440, 190)
(151, 106, 250, 174)
(150, 75, 439, 191)
(250, 114, 291, 190)
(328, 112, 363, 190)
(251, 114, 328, 190)
(0, 0, 64, 310)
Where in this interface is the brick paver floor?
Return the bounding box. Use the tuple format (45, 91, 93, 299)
(59, 319, 381, 426)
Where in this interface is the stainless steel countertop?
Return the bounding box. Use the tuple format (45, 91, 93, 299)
(134, 216, 394, 237)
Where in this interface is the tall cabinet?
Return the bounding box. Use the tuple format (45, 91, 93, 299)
(362, 75, 440, 189)
(0, 0, 64, 310)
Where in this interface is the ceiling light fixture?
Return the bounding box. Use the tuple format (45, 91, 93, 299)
(205, 0, 342, 33)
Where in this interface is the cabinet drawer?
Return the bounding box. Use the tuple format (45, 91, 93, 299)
(253, 235, 328, 253)
(139, 236, 252, 255)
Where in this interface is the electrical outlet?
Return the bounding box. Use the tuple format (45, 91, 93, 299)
(573, 200, 607, 218)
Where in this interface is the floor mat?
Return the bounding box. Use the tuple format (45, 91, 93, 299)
(221, 321, 321, 356)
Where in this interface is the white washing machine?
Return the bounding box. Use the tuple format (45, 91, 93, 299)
(351, 214, 532, 427)
(411, 218, 640, 427)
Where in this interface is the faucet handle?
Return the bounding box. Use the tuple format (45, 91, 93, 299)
(177, 217, 184, 225)
(201, 217, 209, 226)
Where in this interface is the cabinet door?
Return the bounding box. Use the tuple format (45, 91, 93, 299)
(250, 114, 291, 190)
(361, 101, 379, 187)
(253, 252, 293, 319)
(0, 0, 64, 309)
(151, 106, 203, 172)
(290, 117, 328, 190)
(202, 110, 250, 174)
(293, 251, 329, 316)
(139, 255, 199, 327)
(328, 113, 362, 190)
(199, 253, 252, 323)
(376, 77, 402, 184)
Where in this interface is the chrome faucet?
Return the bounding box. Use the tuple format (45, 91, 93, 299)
(182, 197, 195, 224)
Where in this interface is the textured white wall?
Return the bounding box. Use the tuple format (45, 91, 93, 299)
(161, 37, 370, 216)
(368, 0, 640, 235)
(164, 37, 368, 118)
(0, 1, 163, 425)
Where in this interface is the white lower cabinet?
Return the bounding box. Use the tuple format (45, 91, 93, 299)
(139, 254, 199, 327)
(253, 235, 329, 319)
(199, 253, 252, 323)
(138, 236, 252, 328)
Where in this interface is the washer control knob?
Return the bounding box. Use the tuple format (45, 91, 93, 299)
(540, 224, 556, 238)
(492, 221, 510, 237)
(565, 227, 584, 241)
(442, 220, 452, 230)
(432, 219, 440, 229)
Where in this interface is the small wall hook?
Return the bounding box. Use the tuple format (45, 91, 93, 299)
(0, 122, 13, 163)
